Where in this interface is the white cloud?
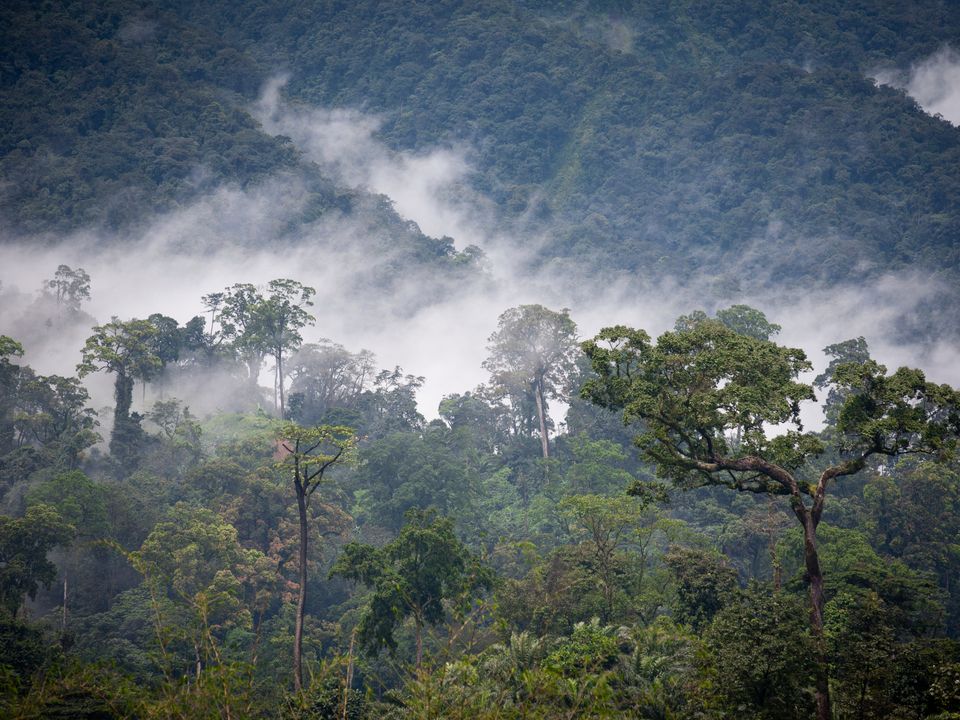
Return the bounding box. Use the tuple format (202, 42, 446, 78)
(254, 76, 477, 242)
(874, 46, 960, 125)
(2, 86, 957, 427)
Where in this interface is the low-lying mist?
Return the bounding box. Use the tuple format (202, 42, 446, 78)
(2, 82, 957, 428)
(873, 45, 960, 126)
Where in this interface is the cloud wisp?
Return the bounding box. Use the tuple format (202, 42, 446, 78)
(874, 46, 960, 125)
(2, 82, 958, 426)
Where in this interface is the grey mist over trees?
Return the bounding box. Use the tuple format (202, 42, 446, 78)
(2, 237, 959, 431)
(483, 305, 579, 459)
(2, 75, 960, 418)
(4, 5, 960, 717)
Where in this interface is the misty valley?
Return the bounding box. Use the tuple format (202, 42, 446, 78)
(3, 2, 960, 719)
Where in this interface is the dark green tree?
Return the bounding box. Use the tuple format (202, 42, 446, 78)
(0, 504, 74, 617)
(13, 373, 98, 469)
(0, 336, 25, 456)
(352, 428, 476, 533)
(77, 318, 162, 465)
(707, 585, 816, 719)
(664, 546, 739, 631)
(330, 508, 491, 668)
(582, 319, 960, 720)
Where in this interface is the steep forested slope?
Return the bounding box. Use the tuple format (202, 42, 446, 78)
(160, 0, 960, 281)
(0, 0, 295, 232)
(4, 0, 960, 285)
(0, 0, 478, 286)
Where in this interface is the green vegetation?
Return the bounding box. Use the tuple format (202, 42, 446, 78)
(2, 295, 959, 718)
(4, 1, 960, 716)
(4, 1, 960, 312)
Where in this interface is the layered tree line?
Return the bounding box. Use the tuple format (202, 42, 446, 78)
(5, 0, 960, 328)
(1, 269, 959, 719)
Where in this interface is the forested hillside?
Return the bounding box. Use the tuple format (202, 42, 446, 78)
(3, 2, 960, 719)
(1, 291, 959, 718)
(4, 0, 960, 285)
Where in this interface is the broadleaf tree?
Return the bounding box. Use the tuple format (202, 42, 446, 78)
(45, 264, 91, 314)
(483, 305, 578, 459)
(330, 508, 492, 668)
(275, 422, 356, 693)
(581, 318, 960, 720)
(208, 280, 316, 417)
(77, 318, 161, 465)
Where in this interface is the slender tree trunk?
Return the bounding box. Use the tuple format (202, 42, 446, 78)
(61, 573, 68, 632)
(533, 380, 549, 459)
(294, 479, 308, 693)
(415, 617, 423, 669)
(340, 629, 356, 720)
(278, 351, 286, 419)
(247, 356, 261, 392)
(801, 514, 831, 720)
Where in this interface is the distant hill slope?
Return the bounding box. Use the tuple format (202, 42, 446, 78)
(0, 0, 296, 233)
(0, 0, 478, 290)
(4, 0, 960, 290)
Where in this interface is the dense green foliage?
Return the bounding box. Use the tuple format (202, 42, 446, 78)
(4, 1, 960, 312)
(2, 294, 959, 718)
(4, 1, 960, 715)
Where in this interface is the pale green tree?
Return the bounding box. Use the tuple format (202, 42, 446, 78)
(207, 280, 316, 417)
(483, 305, 578, 459)
(45, 264, 91, 313)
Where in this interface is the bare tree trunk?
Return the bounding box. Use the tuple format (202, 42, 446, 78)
(415, 617, 423, 669)
(801, 514, 831, 720)
(247, 356, 261, 392)
(294, 479, 308, 693)
(278, 351, 286, 419)
(533, 380, 549, 459)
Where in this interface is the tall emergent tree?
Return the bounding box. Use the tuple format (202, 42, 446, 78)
(253, 279, 316, 418)
(581, 319, 960, 720)
(45, 264, 91, 313)
(0, 336, 25, 456)
(207, 279, 316, 417)
(814, 336, 872, 425)
(77, 318, 161, 462)
(275, 423, 356, 693)
(287, 340, 375, 424)
(483, 305, 578, 459)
